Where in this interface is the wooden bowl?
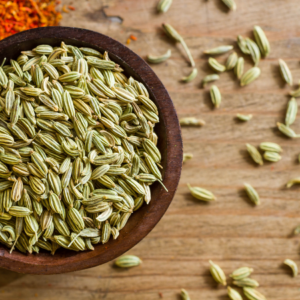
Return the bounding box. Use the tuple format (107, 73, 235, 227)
(0, 27, 183, 274)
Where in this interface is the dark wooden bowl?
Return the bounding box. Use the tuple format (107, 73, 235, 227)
(0, 27, 183, 274)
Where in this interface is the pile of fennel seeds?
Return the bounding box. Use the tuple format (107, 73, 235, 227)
(0, 42, 165, 254)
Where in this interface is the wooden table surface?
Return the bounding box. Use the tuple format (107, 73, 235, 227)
(2, 0, 300, 299)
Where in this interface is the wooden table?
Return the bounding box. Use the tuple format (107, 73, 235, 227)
(1, 0, 300, 298)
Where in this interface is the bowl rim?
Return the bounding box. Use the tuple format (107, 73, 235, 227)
(0, 26, 183, 274)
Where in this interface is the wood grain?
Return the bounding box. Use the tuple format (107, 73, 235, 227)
(2, 0, 300, 298)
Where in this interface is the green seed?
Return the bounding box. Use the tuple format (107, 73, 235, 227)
(277, 122, 300, 138)
(245, 38, 260, 66)
(182, 68, 198, 83)
(58, 71, 81, 82)
(209, 260, 227, 285)
(115, 255, 142, 268)
(221, 0, 236, 10)
(157, 0, 173, 12)
(230, 267, 254, 280)
(285, 97, 297, 126)
(9, 206, 32, 217)
(259, 142, 282, 153)
(226, 52, 238, 70)
(180, 117, 205, 126)
(279, 59, 292, 85)
(210, 85, 222, 108)
(180, 289, 191, 300)
(246, 143, 263, 165)
(240, 67, 261, 86)
(208, 57, 226, 72)
(244, 183, 260, 205)
(147, 49, 171, 63)
(202, 74, 219, 87)
(263, 151, 281, 162)
(253, 26, 270, 57)
(228, 286, 243, 300)
(204, 45, 233, 55)
(234, 278, 259, 288)
(284, 259, 298, 277)
(286, 178, 300, 188)
(243, 287, 266, 300)
(188, 184, 216, 202)
(236, 113, 252, 121)
(162, 23, 195, 67)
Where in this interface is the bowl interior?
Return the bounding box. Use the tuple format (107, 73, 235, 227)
(0, 27, 182, 274)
